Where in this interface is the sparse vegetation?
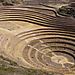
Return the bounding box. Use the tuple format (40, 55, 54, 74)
(0, 64, 55, 75)
(0, 55, 55, 75)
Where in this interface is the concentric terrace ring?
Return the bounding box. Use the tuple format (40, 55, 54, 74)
(0, 6, 75, 32)
(0, 6, 75, 75)
(9, 28, 75, 74)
